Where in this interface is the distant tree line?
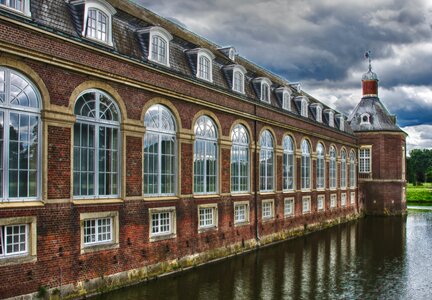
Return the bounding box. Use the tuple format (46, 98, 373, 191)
(407, 149, 432, 184)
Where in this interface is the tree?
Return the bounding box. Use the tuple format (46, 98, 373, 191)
(408, 149, 432, 184)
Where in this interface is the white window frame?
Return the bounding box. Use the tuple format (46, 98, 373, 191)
(80, 211, 119, 254)
(282, 90, 291, 111)
(231, 65, 246, 94)
(284, 197, 294, 217)
(359, 146, 372, 174)
(328, 111, 334, 127)
(330, 194, 337, 209)
(140, 26, 173, 67)
(329, 146, 337, 190)
(0, 0, 31, 16)
(316, 143, 325, 190)
(0, 216, 36, 264)
(259, 130, 274, 192)
(350, 151, 356, 188)
(0, 67, 42, 202)
(301, 99, 309, 117)
(341, 150, 347, 189)
(301, 140, 311, 191)
(341, 193, 347, 207)
(81, 0, 116, 46)
(260, 81, 271, 103)
(316, 105, 322, 123)
(198, 204, 218, 231)
(143, 104, 177, 197)
(228, 48, 236, 61)
(283, 135, 295, 191)
(234, 201, 249, 225)
(350, 191, 356, 204)
(339, 116, 345, 131)
(193, 115, 218, 195)
(262, 199, 274, 220)
(149, 207, 176, 241)
(317, 195, 325, 211)
(73, 89, 121, 199)
(302, 196, 311, 214)
(360, 113, 371, 125)
(231, 124, 250, 193)
(196, 49, 215, 82)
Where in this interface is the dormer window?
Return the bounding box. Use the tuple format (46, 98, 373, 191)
(276, 87, 291, 111)
(253, 77, 272, 103)
(138, 26, 173, 67)
(329, 111, 334, 127)
(222, 64, 246, 94)
(301, 99, 308, 117)
(81, 0, 116, 46)
(261, 82, 270, 103)
(0, 0, 31, 16)
(360, 113, 371, 125)
(219, 47, 236, 61)
(316, 105, 322, 123)
(233, 70, 244, 93)
(228, 48, 236, 61)
(197, 49, 214, 82)
(337, 115, 345, 131)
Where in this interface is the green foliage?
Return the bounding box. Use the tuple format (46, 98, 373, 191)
(407, 149, 432, 184)
(407, 183, 432, 203)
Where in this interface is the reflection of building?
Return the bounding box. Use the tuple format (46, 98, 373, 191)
(0, 0, 405, 298)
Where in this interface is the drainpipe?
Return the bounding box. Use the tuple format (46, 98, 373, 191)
(254, 104, 260, 242)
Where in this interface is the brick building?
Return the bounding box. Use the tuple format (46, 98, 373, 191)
(0, 0, 406, 298)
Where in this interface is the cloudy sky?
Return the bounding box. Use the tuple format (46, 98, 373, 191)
(134, 0, 432, 152)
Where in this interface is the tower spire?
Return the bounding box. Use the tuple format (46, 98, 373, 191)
(362, 50, 378, 97)
(365, 50, 372, 72)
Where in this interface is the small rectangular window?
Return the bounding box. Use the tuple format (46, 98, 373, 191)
(151, 211, 172, 236)
(302, 196, 311, 214)
(262, 200, 274, 219)
(359, 147, 371, 173)
(83, 218, 112, 246)
(341, 193, 347, 207)
(234, 202, 249, 224)
(330, 194, 337, 208)
(198, 205, 217, 229)
(0, 224, 28, 257)
(284, 198, 294, 217)
(317, 195, 325, 211)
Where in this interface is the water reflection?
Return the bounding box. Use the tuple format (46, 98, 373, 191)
(93, 212, 432, 299)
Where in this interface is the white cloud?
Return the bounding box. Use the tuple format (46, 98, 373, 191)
(403, 125, 432, 154)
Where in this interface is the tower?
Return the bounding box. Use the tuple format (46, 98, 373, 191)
(348, 52, 407, 215)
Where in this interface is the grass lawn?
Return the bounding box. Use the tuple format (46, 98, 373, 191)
(407, 183, 432, 204)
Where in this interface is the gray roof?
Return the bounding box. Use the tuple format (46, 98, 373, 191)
(347, 96, 402, 132)
(0, 0, 353, 134)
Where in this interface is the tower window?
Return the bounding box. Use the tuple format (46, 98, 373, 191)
(361, 113, 371, 125)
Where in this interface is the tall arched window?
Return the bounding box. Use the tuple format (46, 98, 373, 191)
(194, 116, 218, 194)
(341, 150, 347, 189)
(283, 136, 294, 191)
(329, 146, 337, 189)
(259, 130, 274, 192)
(316, 143, 325, 189)
(0, 67, 41, 201)
(301, 140, 311, 190)
(151, 35, 168, 65)
(233, 70, 244, 94)
(231, 124, 249, 193)
(73, 90, 120, 198)
(261, 82, 270, 103)
(144, 104, 176, 196)
(350, 151, 356, 188)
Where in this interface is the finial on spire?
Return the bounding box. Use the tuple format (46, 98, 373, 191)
(364, 50, 372, 72)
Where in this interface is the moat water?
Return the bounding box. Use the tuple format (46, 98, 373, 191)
(93, 209, 432, 299)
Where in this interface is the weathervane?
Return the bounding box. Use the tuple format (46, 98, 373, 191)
(364, 50, 372, 72)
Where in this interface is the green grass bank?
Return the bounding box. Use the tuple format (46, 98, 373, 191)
(407, 183, 432, 205)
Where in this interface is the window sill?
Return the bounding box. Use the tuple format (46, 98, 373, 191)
(73, 199, 124, 205)
(0, 254, 36, 267)
(284, 214, 294, 219)
(231, 193, 252, 197)
(282, 190, 296, 194)
(316, 188, 326, 192)
(81, 242, 119, 254)
(144, 196, 179, 202)
(0, 201, 44, 209)
(258, 192, 275, 195)
(234, 221, 250, 227)
(193, 194, 220, 199)
(198, 225, 218, 233)
(262, 217, 274, 223)
(302, 211, 311, 215)
(149, 233, 176, 242)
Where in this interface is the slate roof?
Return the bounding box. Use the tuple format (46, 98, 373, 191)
(0, 0, 353, 135)
(347, 96, 402, 132)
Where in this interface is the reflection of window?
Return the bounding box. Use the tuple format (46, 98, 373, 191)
(259, 130, 274, 192)
(301, 140, 311, 190)
(231, 124, 249, 193)
(0, 67, 41, 201)
(144, 104, 176, 196)
(194, 116, 218, 194)
(359, 147, 371, 173)
(73, 90, 120, 198)
(283, 136, 295, 191)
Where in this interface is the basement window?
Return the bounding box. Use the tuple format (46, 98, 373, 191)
(198, 204, 218, 231)
(0, 0, 31, 16)
(149, 207, 176, 241)
(80, 211, 119, 254)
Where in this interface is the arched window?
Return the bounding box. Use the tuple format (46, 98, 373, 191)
(316, 143, 325, 189)
(282, 91, 291, 111)
(301, 140, 311, 190)
(81, 0, 116, 45)
(144, 104, 176, 196)
(197, 50, 214, 82)
(259, 130, 274, 192)
(261, 82, 270, 103)
(350, 151, 356, 188)
(194, 116, 218, 194)
(316, 106, 322, 123)
(329, 146, 337, 189)
(151, 35, 168, 65)
(233, 70, 244, 94)
(301, 99, 308, 117)
(231, 124, 249, 193)
(341, 150, 347, 189)
(329, 111, 335, 127)
(283, 136, 294, 191)
(73, 90, 120, 198)
(0, 67, 41, 201)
